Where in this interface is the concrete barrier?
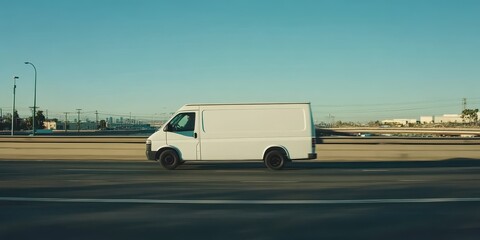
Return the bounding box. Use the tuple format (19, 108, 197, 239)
(0, 137, 479, 161)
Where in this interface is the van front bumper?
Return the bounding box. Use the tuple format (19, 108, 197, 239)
(146, 143, 157, 161)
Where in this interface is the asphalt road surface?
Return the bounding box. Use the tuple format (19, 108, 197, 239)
(1, 160, 480, 240)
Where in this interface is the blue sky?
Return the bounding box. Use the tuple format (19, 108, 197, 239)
(1, 0, 480, 122)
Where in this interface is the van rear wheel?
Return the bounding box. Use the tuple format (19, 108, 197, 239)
(158, 150, 180, 170)
(264, 150, 286, 170)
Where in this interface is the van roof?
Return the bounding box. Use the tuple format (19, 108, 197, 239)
(184, 102, 311, 106)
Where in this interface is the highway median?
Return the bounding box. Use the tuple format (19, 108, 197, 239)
(1, 136, 479, 162)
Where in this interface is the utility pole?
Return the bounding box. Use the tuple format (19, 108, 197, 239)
(327, 114, 335, 127)
(64, 112, 69, 133)
(29, 106, 39, 132)
(76, 109, 82, 132)
(12, 76, 19, 136)
(95, 110, 99, 129)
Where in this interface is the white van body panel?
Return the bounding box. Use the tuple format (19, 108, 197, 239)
(146, 103, 316, 161)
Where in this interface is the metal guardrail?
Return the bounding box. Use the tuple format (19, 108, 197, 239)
(317, 137, 480, 145)
(317, 127, 480, 137)
(0, 136, 147, 143)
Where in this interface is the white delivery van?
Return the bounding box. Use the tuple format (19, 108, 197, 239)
(146, 103, 317, 170)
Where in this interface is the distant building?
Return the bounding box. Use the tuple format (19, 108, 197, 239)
(382, 113, 468, 125)
(43, 121, 57, 130)
(56, 121, 98, 130)
(382, 119, 418, 125)
(420, 116, 434, 124)
(434, 114, 463, 123)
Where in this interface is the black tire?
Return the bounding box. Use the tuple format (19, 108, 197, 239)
(264, 150, 286, 170)
(158, 150, 180, 170)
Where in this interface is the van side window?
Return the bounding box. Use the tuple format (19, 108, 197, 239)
(168, 113, 195, 132)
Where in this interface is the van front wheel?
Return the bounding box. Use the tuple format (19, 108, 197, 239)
(159, 150, 180, 170)
(264, 150, 286, 170)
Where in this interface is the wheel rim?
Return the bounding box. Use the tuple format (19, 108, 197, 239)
(164, 154, 175, 165)
(269, 155, 282, 167)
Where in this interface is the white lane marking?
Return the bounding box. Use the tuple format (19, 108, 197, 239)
(1, 197, 480, 205)
(62, 169, 155, 172)
(362, 169, 390, 172)
(241, 181, 299, 183)
(399, 180, 429, 182)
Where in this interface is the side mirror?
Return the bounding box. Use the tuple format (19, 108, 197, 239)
(163, 124, 170, 132)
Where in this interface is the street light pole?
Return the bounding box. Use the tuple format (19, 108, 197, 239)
(64, 112, 69, 133)
(24, 62, 37, 136)
(76, 109, 82, 132)
(11, 76, 19, 136)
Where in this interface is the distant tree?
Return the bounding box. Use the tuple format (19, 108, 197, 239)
(25, 117, 33, 130)
(16, 112, 28, 130)
(0, 114, 7, 130)
(367, 121, 382, 127)
(13, 111, 22, 131)
(24, 111, 46, 130)
(0, 112, 22, 131)
(99, 120, 107, 130)
(36, 111, 46, 129)
(461, 109, 479, 125)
